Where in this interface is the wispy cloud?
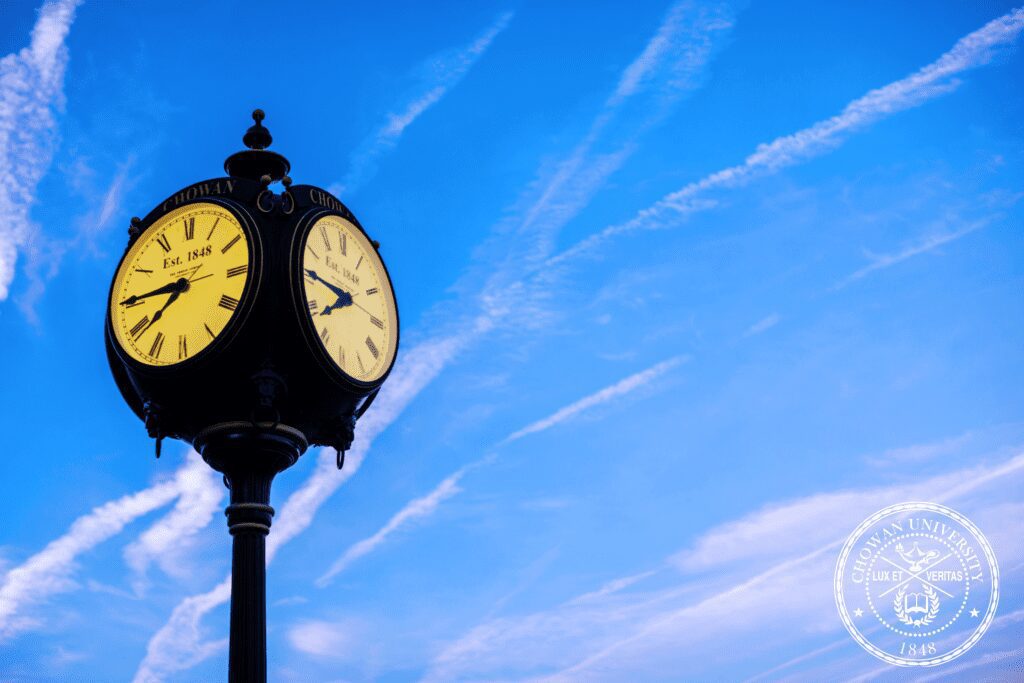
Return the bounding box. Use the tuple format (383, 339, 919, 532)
(476, 1, 735, 318)
(123, 451, 223, 594)
(316, 461, 482, 587)
(16, 154, 135, 323)
(832, 216, 989, 289)
(565, 569, 659, 606)
(287, 619, 360, 660)
(131, 327, 483, 681)
(317, 354, 687, 587)
(0, 0, 81, 301)
(0, 467, 180, 642)
(131, 577, 231, 683)
(502, 356, 686, 444)
(549, 8, 1024, 266)
(742, 313, 780, 337)
(425, 453, 1024, 681)
(866, 431, 974, 467)
(132, 6, 737, 677)
(332, 11, 513, 195)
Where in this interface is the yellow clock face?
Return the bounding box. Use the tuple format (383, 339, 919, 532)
(300, 215, 398, 382)
(110, 202, 251, 367)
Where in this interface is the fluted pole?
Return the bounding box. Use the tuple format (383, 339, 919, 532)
(194, 422, 307, 683)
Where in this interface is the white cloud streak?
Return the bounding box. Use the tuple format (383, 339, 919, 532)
(131, 325, 485, 681)
(123, 451, 224, 593)
(0, 472, 179, 642)
(502, 355, 686, 444)
(548, 8, 1024, 266)
(0, 0, 81, 300)
(333, 11, 513, 195)
(132, 6, 736, 677)
(833, 217, 989, 288)
(287, 619, 358, 659)
(425, 453, 1024, 682)
(316, 462, 479, 586)
(480, 1, 734, 306)
(742, 313, 780, 337)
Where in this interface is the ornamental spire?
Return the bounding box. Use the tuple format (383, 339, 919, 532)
(224, 108, 290, 182)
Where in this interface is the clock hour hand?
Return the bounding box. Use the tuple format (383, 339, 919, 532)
(120, 278, 188, 306)
(139, 287, 184, 336)
(320, 291, 354, 316)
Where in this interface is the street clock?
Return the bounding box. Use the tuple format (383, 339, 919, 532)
(104, 111, 400, 682)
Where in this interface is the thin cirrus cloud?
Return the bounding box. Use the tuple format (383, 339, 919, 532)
(501, 355, 687, 445)
(313, 353, 683, 589)
(547, 7, 1024, 268)
(424, 452, 1024, 682)
(132, 8, 734, 677)
(474, 1, 735, 319)
(0, 0, 82, 301)
(331, 11, 514, 196)
(17, 153, 136, 324)
(123, 451, 224, 594)
(0, 456, 195, 642)
(315, 460, 482, 587)
(831, 216, 991, 289)
(131, 329, 481, 681)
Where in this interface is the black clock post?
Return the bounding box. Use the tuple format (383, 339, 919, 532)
(194, 422, 306, 682)
(104, 111, 399, 682)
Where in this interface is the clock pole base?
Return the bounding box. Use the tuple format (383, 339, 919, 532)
(193, 422, 308, 683)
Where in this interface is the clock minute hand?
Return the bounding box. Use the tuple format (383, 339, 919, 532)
(305, 268, 351, 300)
(121, 279, 185, 306)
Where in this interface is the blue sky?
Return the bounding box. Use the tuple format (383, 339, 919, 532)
(1, 1, 1023, 680)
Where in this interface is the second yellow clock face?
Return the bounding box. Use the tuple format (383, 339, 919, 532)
(110, 202, 251, 367)
(300, 215, 398, 382)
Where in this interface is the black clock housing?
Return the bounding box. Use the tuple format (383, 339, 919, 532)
(105, 145, 395, 454)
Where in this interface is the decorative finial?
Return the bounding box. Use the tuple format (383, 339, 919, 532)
(224, 108, 291, 182)
(243, 109, 273, 151)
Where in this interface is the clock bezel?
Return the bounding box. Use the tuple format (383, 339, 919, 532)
(105, 197, 263, 374)
(289, 207, 400, 391)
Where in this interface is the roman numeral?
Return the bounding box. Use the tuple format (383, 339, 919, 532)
(204, 323, 215, 338)
(218, 294, 239, 311)
(221, 234, 241, 254)
(226, 265, 247, 278)
(130, 316, 149, 338)
(320, 327, 330, 344)
(307, 246, 320, 261)
(356, 353, 365, 373)
(338, 346, 345, 368)
(369, 315, 384, 329)
(355, 255, 363, 270)
(155, 233, 172, 253)
(134, 267, 153, 274)
(149, 332, 165, 358)
(365, 336, 379, 359)
(308, 299, 318, 313)
(178, 334, 188, 359)
(206, 217, 220, 240)
(319, 225, 331, 251)
(365, 287, 378, 295)
(183, 217, 195, 240)
(340, 232, 347, 256)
